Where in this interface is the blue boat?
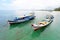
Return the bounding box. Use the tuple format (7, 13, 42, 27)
(8, 13, 35, 24)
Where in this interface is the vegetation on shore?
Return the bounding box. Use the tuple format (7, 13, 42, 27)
(54, 7, 60, 11)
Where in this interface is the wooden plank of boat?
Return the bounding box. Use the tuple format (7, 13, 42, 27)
(8, 20, 25, 24)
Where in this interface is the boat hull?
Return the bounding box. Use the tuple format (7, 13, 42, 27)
(32, 19, 53, 31)
(8, 16, 35, 24)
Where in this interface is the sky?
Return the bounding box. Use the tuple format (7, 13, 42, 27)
(0, 0, 60, 10)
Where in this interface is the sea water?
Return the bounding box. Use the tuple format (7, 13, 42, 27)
(0, 10, 60, 40)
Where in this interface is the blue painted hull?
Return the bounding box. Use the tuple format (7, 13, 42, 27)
(8, 16, 35, 24)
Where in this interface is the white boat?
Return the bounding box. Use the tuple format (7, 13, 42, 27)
(32, 14, 54, 31)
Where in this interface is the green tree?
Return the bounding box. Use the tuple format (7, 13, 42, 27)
(54, 7, 60, 11)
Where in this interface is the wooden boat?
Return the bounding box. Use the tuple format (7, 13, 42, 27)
(8, 13, 35, 24)
(32, 14, 54, 31)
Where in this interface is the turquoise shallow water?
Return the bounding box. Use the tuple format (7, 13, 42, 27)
(0, 10, 60, 40)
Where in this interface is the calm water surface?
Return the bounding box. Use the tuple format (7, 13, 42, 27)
(0, 10, 60, 40)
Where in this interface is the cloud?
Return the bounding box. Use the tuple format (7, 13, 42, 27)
(0, 0, 60, 10)
(10, 0, 45, 9)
